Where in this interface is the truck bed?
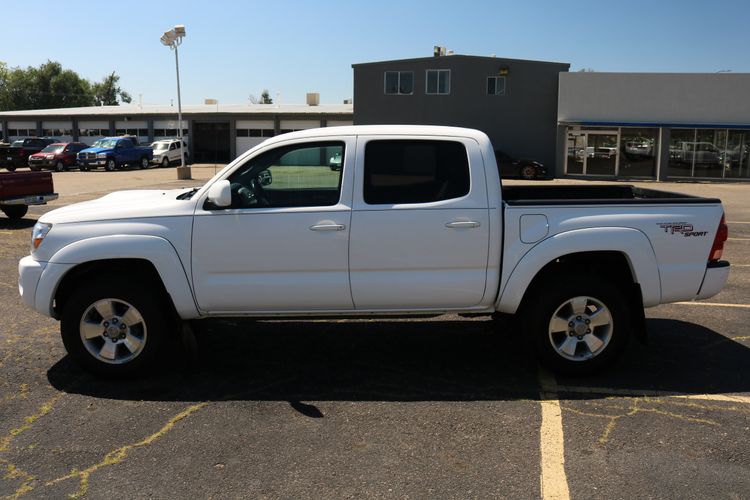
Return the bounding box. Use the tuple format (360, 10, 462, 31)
(0, 171, 55, 200)
(503, 185, 720, 205)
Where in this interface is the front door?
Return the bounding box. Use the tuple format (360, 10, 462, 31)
(348, 138, 490, 310)
(191, 139, 355, 313)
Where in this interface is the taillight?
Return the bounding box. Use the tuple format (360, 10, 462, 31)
(709, 213, 728, 262)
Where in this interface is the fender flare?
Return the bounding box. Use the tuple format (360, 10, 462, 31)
(495, 227, 661, 314)
(40, 234, 199, 319)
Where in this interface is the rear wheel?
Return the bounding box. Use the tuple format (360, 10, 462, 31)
(522, 275, 630, 374)
(520, 164, 537, 180)
(6, 165, 16, 172)
(105, 158, 117, 171)
(60, 276, 170, 376)
(2, 205, 28, 219)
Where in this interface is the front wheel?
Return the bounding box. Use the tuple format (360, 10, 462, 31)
(140, 156, 150, 169)
(105, 159, 117, 171)
(161, 156, 170, 168)
(2, 205, 28, 219)
(56, 161, 65, 172)
(522, 276, 631, 374)
(60, 277, 170, 376)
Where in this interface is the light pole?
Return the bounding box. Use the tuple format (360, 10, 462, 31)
(160, 25, 190, 180)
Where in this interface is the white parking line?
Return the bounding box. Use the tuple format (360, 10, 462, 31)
(538, 369, 571, 500)
(728, 221, 750, 224)
(727, 237, 750, 241)
(674, 302, 750, 309)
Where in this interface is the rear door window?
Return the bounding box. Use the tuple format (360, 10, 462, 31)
(363, 140, 470, 205)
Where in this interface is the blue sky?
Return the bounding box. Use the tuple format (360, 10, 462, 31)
(2, 0, 749, 106)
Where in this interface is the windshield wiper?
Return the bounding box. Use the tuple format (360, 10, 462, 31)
(176, 187, 199, 200)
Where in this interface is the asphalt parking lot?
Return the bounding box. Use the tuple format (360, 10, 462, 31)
(1, 168, 749, 499)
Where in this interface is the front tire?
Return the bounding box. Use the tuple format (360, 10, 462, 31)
(140, 156, 149, 169)
(105, 158, 117, 171)
(60, 277, 170, 376)
(2, 205, 28, 219)
(161, 157, 170, 168)
(522, 275, 631, 374)
(55, 161, 65, 172)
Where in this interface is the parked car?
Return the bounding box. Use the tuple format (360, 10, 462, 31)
(328, 152, 343, 171)
(77, 137, 153, 171)
(18, 126, 729, 377)
(495, 149, 547, 179)
(0, 137, 58, 171)
(151, 139, 189, 168)
(0, 171, 58, 219)
(669, 142, 721, 166)
(28, 142, 88, 172)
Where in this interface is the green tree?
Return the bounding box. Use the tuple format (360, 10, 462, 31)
(0, 61, 132, 111)
(259, 89, 273, 104)
(92, 71, 132, 105)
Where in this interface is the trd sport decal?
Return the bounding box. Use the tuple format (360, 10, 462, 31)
(657, 222, 708, 237)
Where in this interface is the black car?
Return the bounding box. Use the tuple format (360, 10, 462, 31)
(495, 149, 547, 180)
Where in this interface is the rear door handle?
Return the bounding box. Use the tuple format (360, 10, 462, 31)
(309, 223, 346, 231)
(445, 221, 481, 229)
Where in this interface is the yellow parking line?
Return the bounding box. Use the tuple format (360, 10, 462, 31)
(555, 385, 750, 405)
(674, 302, 750, 309)
(538, 369, 571, 500)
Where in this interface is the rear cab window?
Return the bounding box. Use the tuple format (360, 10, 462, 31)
(363, 140, 470, 205)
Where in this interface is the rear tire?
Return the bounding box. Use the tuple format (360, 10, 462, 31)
(2, 205, 28, 219)
(60, 276, 171, 377)
(522, 274, 631, 375)
(520, 164, 537, 180)
(6, 165, 16, 172)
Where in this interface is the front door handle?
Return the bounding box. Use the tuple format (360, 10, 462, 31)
(309, 223, 346, 231)
(445, 221, 481, 229)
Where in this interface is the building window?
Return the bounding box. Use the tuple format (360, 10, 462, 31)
(384, 71, 414, 95)
(487, 76, 506, 95)
(236, 129, 275, 138)
(426, 69, 450, 95)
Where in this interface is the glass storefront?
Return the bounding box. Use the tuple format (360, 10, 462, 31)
(668, 128, 750, 179)
(567, 125, 750, 180)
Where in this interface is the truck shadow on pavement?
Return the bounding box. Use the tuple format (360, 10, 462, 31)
(47, 318, 750, 405)
(0, 217, 36, 229)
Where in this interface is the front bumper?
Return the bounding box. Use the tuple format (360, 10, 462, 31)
(696, 261, 730, 300)
(18, 256, 45, 311)
(28, 159, 55, 168)
(78, 159, 106, 167)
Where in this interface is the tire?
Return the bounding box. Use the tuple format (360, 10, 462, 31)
(6, 165, 16, 172)
(29, 165, 41, 172)
(161, 156, 170, 168)
(522, 275, 631, 375)
(80, 164, 89, 172)
(105, 158, 117, 172)
(139, 156, 149, 169)
(60, 276, 171, 377)
(55, 161, 65, 172)
(2, 205, 28, 219)
(520, 164, 537, 180)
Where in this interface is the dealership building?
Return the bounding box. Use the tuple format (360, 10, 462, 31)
(1, 52, 749, 181)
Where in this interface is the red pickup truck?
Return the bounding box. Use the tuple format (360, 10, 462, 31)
(0, 171, 58, 219)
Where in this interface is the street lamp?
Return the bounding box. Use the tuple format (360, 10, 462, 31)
(160, 24, 190, 179)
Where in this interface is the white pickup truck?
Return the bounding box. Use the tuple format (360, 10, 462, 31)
(18, 126, 730, 376)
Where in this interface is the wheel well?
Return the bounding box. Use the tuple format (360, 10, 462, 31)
(54, 259, 177, 320)
(519, 251, 646, 339)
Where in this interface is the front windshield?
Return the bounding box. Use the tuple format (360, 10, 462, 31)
(153, 143, 169, 150)
(92, 139, 117, 149)
(41, 145, 65, 153)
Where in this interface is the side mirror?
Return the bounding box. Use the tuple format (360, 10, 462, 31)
(258, 170, 272, 186)
(207, 180, 232, 208)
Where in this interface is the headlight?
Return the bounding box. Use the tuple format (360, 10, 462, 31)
(46, 154, 55, 160)
(31, 222, 52, 251)
(96, 153, 107, 158)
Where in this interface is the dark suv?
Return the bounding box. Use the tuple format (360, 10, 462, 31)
(0, 137, 58, 171)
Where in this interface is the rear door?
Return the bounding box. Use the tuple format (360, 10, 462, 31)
(349, 137, 490, 310)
